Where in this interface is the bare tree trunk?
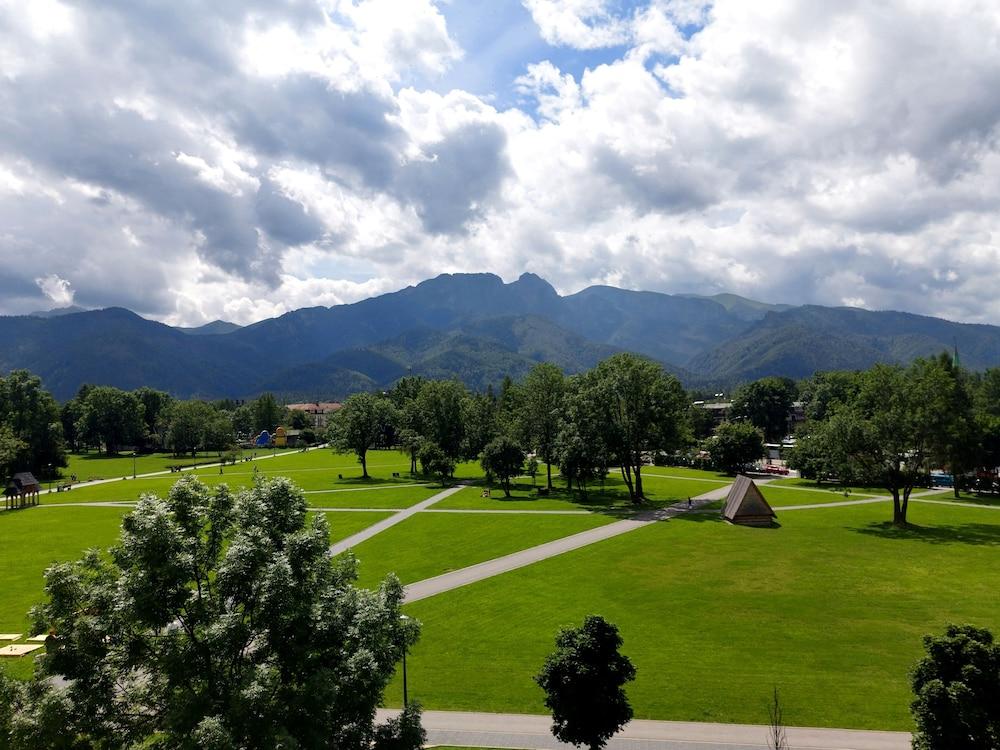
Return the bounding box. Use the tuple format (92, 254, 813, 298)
(768, 687, 788, 750)
(620, 464, 635, 500)
(634, 452, 644, 502)
(891, 488, 906, 527)
(360, 451, 368, 479)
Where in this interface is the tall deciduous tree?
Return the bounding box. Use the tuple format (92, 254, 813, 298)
(588, 354, 687, 503)
(799, 361, 955, 526)
(924, 353, 979, 498)
(0, 370, 67, 475)
(328, 393, 397, 478)
(0, 424, 26, 485)
(730, 376, 797, 443)
(202, 412, 236, 455)
(5, 475, 422, 749)
(910, 624, 1000, 750)
(480, 436, 525, 496)
(517, 363, 566, 489)
(168, 400, 215, 457)
(707, 421, 764, 474)
(415, 380, 467, 461)
(252, 392, 286, 434)
(134, 386, 174, 450)
(77, 386, 145, 456)
(556, 376, 611, 497)
(536, 615, 636, 750)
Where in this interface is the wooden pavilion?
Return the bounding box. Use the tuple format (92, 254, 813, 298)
(722, 475, 776, 527)
(4, 472, 41, 510)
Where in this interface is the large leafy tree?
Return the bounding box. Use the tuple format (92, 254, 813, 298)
(974, 368, 1000, 487)
(168, 400, 216, 456)
(516, 363, 566, 489)
(461, 391, 499, 460)
(134, 386, 175, 450)
(202, 412, 236, 455)
(328, 392, 397, 478)
(556, 377, 611, 498)
(587, 354, 687, 503)
(480, 435, 525, 497)
(251, 392, 286, 434)
(77, 386, 145, 456)
(911, 624, 1000, 750)
(0, 369, 67, 475)
(5, 475, 421, 749)
(799, 361, 956, 526)
(414, 380, 467, 461)
(730, 376, 797, 443)
(536, 615, 636, 750)
(0, 424, 26, 485)
(798, 371, 862, 423)
(707, 421, 764, 474)
(924, 354, 980, 498)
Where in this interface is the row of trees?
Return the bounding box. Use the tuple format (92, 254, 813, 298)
(328, 354, 689, 503)
(0, 369, 319, 485)
(60, 387, 300, 457)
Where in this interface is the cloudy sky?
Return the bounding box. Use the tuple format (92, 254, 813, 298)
(2, 0, 999, 326)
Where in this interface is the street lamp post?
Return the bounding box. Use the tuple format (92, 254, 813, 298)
(132, 452, 137, 479)
(400, 614, 410, 707)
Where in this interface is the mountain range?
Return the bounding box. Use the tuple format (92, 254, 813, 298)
(4, 272, 999, 401)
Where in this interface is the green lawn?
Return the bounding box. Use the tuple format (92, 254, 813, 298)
(0, 506, 130, 679)
(396, 501, 1000, 730)
(435, 472, 730, 513)
(41, 449, 435, 508)
(918, 491, 1000, 508)
(346, 512, 614, 589)
(323, 511, 394, 544)
(768, 476, 890, 496)
(61, 448, 301, 481)
(760, 485, 887, 508)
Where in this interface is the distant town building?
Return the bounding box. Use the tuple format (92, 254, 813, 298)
(694, 401, 733, 426)
(693, 399, 807, 439)
(286, 402, 342, 429)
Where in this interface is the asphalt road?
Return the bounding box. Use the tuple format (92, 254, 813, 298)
(376, 709, 911, 750)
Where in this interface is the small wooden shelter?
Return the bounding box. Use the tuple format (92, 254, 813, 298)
(722, 475, 776, 527)
(4, 472, 41, 510)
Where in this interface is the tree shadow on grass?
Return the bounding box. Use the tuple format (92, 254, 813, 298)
(856, 521, 1000, 546)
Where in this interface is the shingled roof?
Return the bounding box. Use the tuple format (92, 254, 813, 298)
(11, 472, 40, 490)
(722, 475, 776, 527)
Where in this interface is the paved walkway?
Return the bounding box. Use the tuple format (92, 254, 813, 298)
(377, 709, 910, 750)
(40, 444, 331, 497)
(328, 485, 466, 555)
(303, 483, 431, 495)
(403, 494, 708, 603)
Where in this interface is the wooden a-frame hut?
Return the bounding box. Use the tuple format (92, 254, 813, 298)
(722, 475, 776, 527)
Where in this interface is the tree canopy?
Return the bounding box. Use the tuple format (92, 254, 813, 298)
(707, 421, 764, 474)
(587, 354, 687, 503)
(535, 615, 636, 750)
(911, 624, 1000, 750)
(328, 392, 397, 478)
(480, 435, 525, 497)
(2, 475, 421, 749)
(730, 376, 797, 443)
